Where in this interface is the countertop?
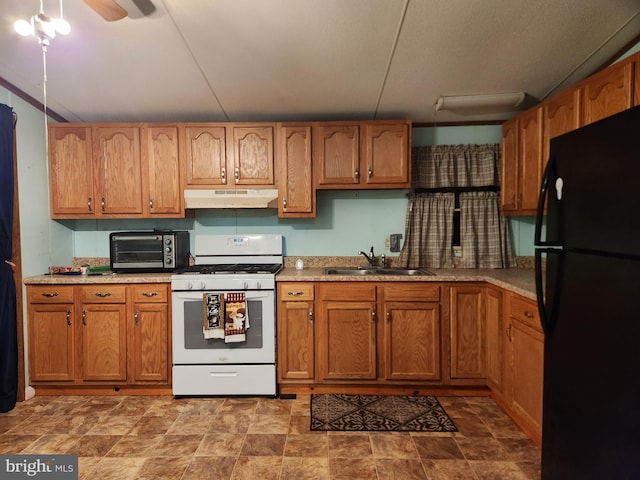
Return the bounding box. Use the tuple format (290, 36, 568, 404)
(24, 267, 536, 300)
(276, 267, 536, 299)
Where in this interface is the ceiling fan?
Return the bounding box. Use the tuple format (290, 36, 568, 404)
(83, 0, 155, 22)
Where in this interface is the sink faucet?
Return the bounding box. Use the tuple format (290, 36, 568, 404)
(359, 246, 376, 266)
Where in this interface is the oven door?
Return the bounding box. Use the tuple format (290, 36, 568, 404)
(172, 289, 275, 365)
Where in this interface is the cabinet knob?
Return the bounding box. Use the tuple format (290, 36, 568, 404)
(287, 291, 304, 296)
(82, 310, 87, 326)
(134, 311, 139, 325)
(101, 197, 106, 212)
(283, 198, 287, 210)
(142, 292, 158, 297)
(368, 167, 373, 179)
(66, 310, 71, 326)
(308, 307, 314, 324)
(354, 169, 359, 182)
(149, 197, 154, 210)
(386, 311, 391, 323)
(87, 197, 92, 212)
(221, 167, 226, 184)
(524, 311, 535, 318)
(42, 292, 59, 298)
(94, 292, 112, 298)
(371, 307, 377, 322)
(235, 167, 239, 183)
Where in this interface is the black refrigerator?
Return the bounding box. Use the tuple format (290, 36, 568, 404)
(535, 105, 640, 479)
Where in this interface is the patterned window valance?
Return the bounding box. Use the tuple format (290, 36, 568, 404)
(411, 144, 500, 189)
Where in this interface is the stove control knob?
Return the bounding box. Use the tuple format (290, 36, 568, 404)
(200, 281, 206, 290)
(256, 280, 262, 289)
(243, 281, 249, 289)
(186, 282, 193, 290)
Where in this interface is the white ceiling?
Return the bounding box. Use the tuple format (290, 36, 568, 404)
(1, 0, 640, 124)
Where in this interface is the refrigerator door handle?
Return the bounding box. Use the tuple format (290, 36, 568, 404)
(535, 248, 550, 336)
(535, 154, 556, 246)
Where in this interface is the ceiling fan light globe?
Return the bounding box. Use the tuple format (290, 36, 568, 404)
(53, 18, 71, 35)
(14, 19, 34, 36)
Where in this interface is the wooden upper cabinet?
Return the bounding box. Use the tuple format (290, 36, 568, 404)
(518, 107, 543, 214)
(229, 124, 275, 186)
(48, 125, 95, 218)
(542, 88, 581, 165)
(500, 118, 519, 213)
(363, 121, 410, 187)
(314, 121, 411, 189)
(94, 125, 144, 216)
(314, 123, 360, 187)
(277, 124, 314, 217)
(182, 124, 228, 187)
(580, 58, 634, 126)
(144, 125, 182, 216)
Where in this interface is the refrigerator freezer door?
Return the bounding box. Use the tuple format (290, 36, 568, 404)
(541, 251, 640, 479)
(545, 105, 640, 256)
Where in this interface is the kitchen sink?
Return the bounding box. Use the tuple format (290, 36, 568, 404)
(324, 267, 435, 276)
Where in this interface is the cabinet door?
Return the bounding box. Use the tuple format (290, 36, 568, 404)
(500, 118, 519, 213)
(277, 124, 314, 217)
(48, 125, 95, 217)
(28, 303, 75, 382)
(182, 124, 228, 186)
(517, 107, 543, 214)
(131, 302, 169, 383)
(485, 286, 503, 393)
(315, 124, 360, 186)
(94, 126, 143, 215)
(229, 125, 275, 185)
(581, 59, 634, 125)
(79, 303, 128, 381)
(542, 88, 581, 166)
(278, 300, 315, 381)
(450, 285, 485, 379)
(383, 301, 440, 380)
(506, 294, 544, 441)
(145, 125, 182, 215)
(319, 301, 377, 380)
(363, 122, 410, 187)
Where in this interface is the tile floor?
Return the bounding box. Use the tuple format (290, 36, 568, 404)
(0, 394, 541, 479)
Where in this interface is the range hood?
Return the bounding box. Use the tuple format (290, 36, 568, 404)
(184, 189, 279, 209)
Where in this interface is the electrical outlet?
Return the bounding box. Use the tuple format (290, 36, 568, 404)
(385, 236, 390, 249)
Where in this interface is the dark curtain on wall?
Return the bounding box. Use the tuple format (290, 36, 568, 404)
(0, 104, 17, 413)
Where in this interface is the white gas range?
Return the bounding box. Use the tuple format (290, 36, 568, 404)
(171, 234, 282, 396)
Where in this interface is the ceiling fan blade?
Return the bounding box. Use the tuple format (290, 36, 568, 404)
(83, 0, 128, 22)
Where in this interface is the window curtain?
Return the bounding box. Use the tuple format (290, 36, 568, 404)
(459, 191, 516, 268)
(399, 144, 515, 269)
(398, 192, 455, 269)
(0, 104, 17, 413)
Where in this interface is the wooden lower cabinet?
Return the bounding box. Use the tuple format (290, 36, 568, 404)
(27, 286, 76, 382)
(130, 284, 170, 383)
(278, 281, 449, 393)
(381, 283, 441, 381)
(27, 283, 171, 391)
(317, 283, 377, 381)
(449, 284, 485, 380)
(485, 286, 503, 394)
(277, 283, 315, 382)
(502, 292, 544, 444)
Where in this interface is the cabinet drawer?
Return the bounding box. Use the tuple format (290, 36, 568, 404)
(78, 285, 127, 303)
(509, 294, 541, 331)
(279, 283, 314, 301)
(380, 283, 440, 302)
(28, 285, 74, 303)
(320, 283, 376, 301)
(131, 284, 168, 303)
